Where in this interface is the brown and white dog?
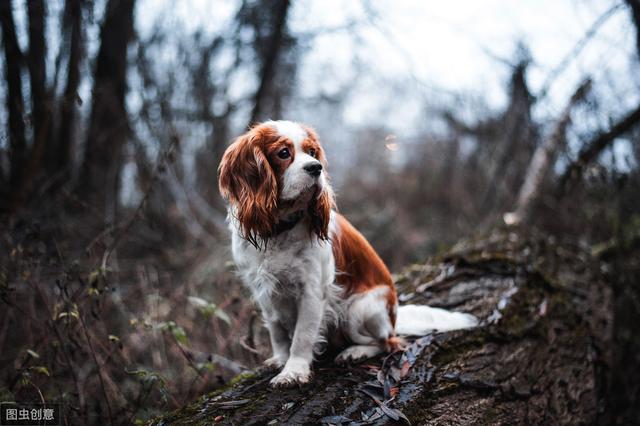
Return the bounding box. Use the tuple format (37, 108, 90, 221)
(218, 120, 477, 387)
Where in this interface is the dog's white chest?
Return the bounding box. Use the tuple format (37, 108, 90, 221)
(229, 221, 336, 322)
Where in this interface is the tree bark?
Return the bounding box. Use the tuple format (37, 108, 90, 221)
(11, 0, 57, 207)
(0, 0, 27, 198)
(481, 60, 535, 212)
(506, 79, 591, 225)
(248, 0, 291, 125)
(53, 0, 84, 178)
(78, 0, 135, 222)
(149, 230, 612, 425)
(626, 0, 640, 57)
(25, 0, 49, 174)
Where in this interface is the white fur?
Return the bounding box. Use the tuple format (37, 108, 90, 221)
(335, 345, 383, 364)
(270, 356, 311, 387)
(395, 304, 479, 335)
(266, 119, 307, 143)
(266, 120, 327, 201)
(229, 211, 342, 386)
(343, 286, 394, 345)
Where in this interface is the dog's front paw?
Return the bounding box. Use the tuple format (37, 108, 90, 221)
(270, 358, 311, 388)
(263, 356, 286, 370)
(335, 345, 383, 365)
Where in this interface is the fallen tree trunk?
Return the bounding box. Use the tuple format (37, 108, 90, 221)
(149, 229, 612, 425)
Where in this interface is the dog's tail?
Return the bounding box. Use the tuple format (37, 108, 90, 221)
(395, 304, 478, 335)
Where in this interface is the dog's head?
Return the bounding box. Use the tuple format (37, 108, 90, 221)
(218, 120, 335, 248)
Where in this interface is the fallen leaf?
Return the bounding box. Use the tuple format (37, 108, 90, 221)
(378, 403, 399, 421)
(215, 399, 251, 408)
(400, 361, 411, 379)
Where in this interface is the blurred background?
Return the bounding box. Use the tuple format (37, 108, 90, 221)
(1, 0, 639, 423)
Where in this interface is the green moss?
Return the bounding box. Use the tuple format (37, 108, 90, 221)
(226, 371, 256, 387)
(146, 371, 261, 425)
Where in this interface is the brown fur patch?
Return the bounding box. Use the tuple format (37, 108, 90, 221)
(331, 214, 398, 326)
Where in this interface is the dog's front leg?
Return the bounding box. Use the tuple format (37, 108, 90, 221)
(263, 321, 290, 369)
(270, 289, 324, 387)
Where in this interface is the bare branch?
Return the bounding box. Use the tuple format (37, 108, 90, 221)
(537, 4, 623, 101)
(505, 79, 592, 225)
(100, 135, 178, 271)
(559, 104, 640, 191)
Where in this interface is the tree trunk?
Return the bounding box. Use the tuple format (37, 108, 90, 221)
(25, 0, 49, 174)
(248, 0, 291, 124)
(506, 79, 591, 225)
(13, 0, 56, 206)
(0, 0, 27, 206)
(53, 0, 84, 179)
(149, 230, 612, 425)
(78, 0, 135, 222)
(626, 0, 640, 57)
(481, 61, 535, 212)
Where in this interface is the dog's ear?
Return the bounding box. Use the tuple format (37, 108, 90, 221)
(218, 129, 278, 248)
(303, 126, 335, 240)
(308, 184, 335, 241)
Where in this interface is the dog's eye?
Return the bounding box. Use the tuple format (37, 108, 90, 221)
(308, 148, 316, 158)
(277, 148, 291, 159)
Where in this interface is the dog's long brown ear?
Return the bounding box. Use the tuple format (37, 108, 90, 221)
(218, 131, 278, 248)
(304, 126, 335, 240)
(308, 185, 335, 241)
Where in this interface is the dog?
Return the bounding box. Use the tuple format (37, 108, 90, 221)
(218, 120, 477, 387)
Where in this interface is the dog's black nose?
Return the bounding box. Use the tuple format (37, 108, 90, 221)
(303, 162, 323, 177)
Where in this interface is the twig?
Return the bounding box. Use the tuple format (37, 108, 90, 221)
(558, 103, 640, 191)
(170, 334, 205, 380)
(164, 166, 220, 242)
(505, 78, 592, 225)
(537, 3, 623, 101)
(60, 188, 101, 217)
(168, 168, 227, 232)
(239, 337, 261, 355)
(240, 312, 261, 362)
(592, 232, 640, 260)
(85, 223, 117, 254)
(28, 380, 46, 405)
(100, 135, 178, 270)
(30, 278, 85, 415)
(78, 310, 114, 426)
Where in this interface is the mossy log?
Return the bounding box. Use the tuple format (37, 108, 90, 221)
(149, 230, 612, 425)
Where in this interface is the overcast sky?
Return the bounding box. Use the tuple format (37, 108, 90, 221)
(10, 0, 634, 174)
(3, 0, 637, 203)
(129, 0, 639, 178)
(137, 0, 638, 121)
(6, 0, 638, 129)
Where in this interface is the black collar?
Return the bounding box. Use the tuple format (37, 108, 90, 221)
(273, 210, 304, 236)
